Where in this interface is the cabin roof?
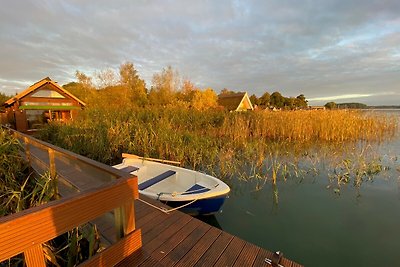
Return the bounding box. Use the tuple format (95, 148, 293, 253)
(217, 92, 253, 111)
(3, 77, 86, 107)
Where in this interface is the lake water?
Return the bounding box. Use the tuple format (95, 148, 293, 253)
(202, 110, 400, 267)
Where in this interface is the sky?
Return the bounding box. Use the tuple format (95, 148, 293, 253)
(0, 0, 399, 106)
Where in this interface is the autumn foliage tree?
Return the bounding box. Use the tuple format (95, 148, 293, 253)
(191, 88, 218, 110)
(119, 62, 147, 106)
(149, 66, 180, 106)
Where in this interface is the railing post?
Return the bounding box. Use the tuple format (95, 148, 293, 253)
(48, 148, 58, 197)
(123, 201, 135, 235)
(24, 244, 46, 267)
(114, 201, 135, 241)
(114, 208, 123, 241)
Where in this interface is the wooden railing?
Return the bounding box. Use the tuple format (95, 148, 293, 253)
(0, 177, 141, 266)
(8, 127, 127, 187)
(0, 127, 142, 266)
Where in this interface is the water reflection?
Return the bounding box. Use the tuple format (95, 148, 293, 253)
(197, 214, 222, 229)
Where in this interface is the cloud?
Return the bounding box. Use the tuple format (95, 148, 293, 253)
(308, 94, 374, 102)
(0, 0, 399, 105)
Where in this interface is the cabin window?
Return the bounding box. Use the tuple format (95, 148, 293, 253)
(25, 110, 46, 129)
(50, 111, 71, 121)
(31, 90, 65, 98)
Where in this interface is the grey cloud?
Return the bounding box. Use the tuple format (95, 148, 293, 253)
(0, 0, 399, 105)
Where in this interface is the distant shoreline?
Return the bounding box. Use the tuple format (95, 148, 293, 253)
(366, 106, 400, 110)
(365, 108, 400, 112)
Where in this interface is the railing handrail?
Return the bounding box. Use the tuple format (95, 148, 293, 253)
(3, 126, 130, 179)
(0, 176, 139, 265)
(1, 126, 142, 266)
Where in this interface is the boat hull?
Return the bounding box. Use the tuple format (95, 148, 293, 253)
(113, 155, 231, 216)
(161, 195, 228, 216)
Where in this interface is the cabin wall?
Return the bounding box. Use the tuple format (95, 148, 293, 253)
(0, 113, 7, 125)
(71, 109, 79, 119)
(14, 109, 28, 132)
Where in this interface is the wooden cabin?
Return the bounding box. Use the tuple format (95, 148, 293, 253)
(1, 77, 85, 132)
(217, 92, 254, 112)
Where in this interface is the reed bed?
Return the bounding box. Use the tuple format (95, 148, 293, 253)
(36, 107, 398, 188)
(217, 110, 397, 143)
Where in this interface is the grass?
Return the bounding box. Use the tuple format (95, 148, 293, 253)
(0, 129, 55, 215)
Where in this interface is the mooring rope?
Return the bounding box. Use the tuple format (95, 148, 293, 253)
(137, 197, 198, 214)
(156, 183, 219, 200)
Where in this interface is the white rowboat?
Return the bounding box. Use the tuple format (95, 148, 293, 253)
(113, 154, 230, 215)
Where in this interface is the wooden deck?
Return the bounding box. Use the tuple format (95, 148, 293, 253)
(7, 128, 303, 267)
(117, 198, 303, 267)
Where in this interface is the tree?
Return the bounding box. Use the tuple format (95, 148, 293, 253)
(119, 62, 147, 106)
(284, 97, 296, 109)
(0, 92, 11, 105)
(324, 102, 337, 109)
(96, 68, 118, 89)
(295, 94, 308, 108)
(270, 92, 284, 108)
(191, 88, 218, 111)
(66, 71, 96, 102)
(149, 66, 180, 105)
(179, 79, 197, 103)
(249, 94, 258, 106)
(220, 88, 236, 95)
(76, 70, 93, 88)
(258, 92, 270, 107)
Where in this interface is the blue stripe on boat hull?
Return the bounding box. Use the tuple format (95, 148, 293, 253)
(162, 195, 227, 216)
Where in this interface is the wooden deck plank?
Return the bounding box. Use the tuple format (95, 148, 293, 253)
(174, 227, 222, 267)
(280, 257, 294, 267)
(141, 211, 188, 244)
(159, 221, 211, 266)
(136, 206, 164, 231)
(150, 218, 202, 262)
(193, 231, 234, 267)
(138, 256, 164, 267)
(233, 242, 260, 267)
(214, 236, 247, 266)
(291, 261, 304, 267)
(253, 248, 274, 267)
(117, 212, 192, 266)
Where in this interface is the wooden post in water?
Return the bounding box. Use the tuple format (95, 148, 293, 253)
(48, 148, 58, 197)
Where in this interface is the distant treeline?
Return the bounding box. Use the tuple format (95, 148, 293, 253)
(325, 102, 367, 109)
(245, 91, 308, 110)
(60, 62, 309, 111)
(0, 61, 310, 111)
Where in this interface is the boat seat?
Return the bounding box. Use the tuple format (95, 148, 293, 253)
(139, 170, 176, 190)
(183, 184, 210, 195)
(119, 166, 139, 173)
